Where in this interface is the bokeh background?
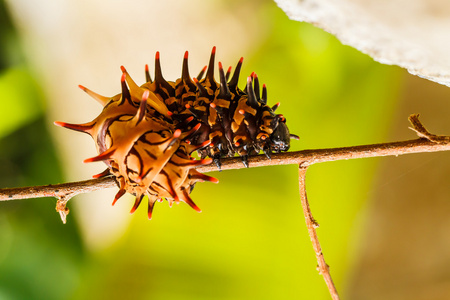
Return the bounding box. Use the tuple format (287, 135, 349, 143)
(1, 0, 450, 299)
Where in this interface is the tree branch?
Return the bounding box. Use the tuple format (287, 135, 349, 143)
(0, 176, 116, 201)
(0, 176, 117, 223)
(1, 114, 449, 203)
(298, 166, 339, 300)
(2, 137, 448, 202)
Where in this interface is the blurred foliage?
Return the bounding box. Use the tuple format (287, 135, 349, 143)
(0, 1, 83, 299)
(0, 68, 43, 139)
(0, 0, 404, 299)
(0, 0, 22, 69)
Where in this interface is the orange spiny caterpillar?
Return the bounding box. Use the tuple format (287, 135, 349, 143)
(55, 47, 298, 219)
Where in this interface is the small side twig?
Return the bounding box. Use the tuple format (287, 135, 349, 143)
(408, 114, 450, 143)
(56, 195, 70, 224)
(0, 176, 117, 223)
(298, 166, 339, 300)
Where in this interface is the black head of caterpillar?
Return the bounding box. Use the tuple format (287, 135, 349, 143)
(54, 47, 298, 219)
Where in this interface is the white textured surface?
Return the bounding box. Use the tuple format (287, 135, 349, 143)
(275, 0, 450, 86)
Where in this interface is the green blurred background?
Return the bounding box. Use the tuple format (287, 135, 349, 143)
(1, 0, 450, 299)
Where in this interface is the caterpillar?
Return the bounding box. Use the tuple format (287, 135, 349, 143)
(54, 47, 298, 219)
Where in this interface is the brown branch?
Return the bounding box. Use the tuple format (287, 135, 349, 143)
(1, 115, 449, 203)
(408, 113, 450, 143)
(0, 176, 117, 223)
(0, 176, 117, 201)
(298, 166, 339, 300)
(198, 137, 450, 172)
(2, 138, 448, 203)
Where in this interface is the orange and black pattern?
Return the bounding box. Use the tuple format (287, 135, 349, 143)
(55, 47, 297, 219)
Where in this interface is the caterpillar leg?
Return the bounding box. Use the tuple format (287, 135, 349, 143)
(213, 154, 222, 170)
(241, 155, 249, 168)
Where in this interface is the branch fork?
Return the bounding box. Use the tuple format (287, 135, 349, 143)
(408, 114, 450, 143)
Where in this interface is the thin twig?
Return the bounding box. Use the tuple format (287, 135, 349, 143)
(298, 166, 339, 300)
(0, 176, 116, 201)
(198, 137, 450, 173)
(1, 137, 448, 202)
(2, 124, 450, 203)
(56, 195, 70, 224)
(408, 114, 450, 143)
(0, 176, 117, 223)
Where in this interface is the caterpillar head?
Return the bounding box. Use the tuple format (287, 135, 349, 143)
(269, 115, 291, 153)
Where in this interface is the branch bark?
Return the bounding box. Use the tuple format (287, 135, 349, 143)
(2, 137, 449, 202)
(299, 166, 340, 300)
(1, 114, 449, 202)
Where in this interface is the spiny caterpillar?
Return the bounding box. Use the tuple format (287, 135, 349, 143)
(55, 47, 298, 219)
